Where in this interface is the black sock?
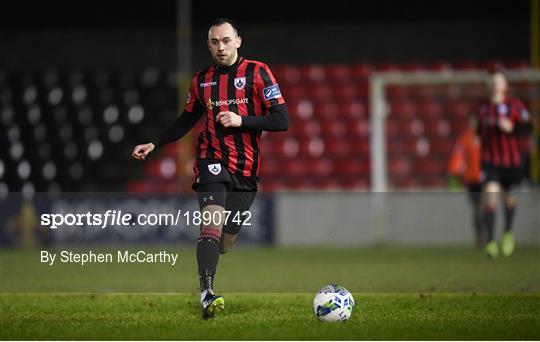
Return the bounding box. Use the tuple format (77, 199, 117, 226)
(504, 205, 516, 232)
(483, 206, 496, 242)
(196, 237, 220, 292)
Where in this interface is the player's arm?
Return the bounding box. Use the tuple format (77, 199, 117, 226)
(132, 104, 203, 160)
(216, 64, 289, 131)
(240, 103, 289, 131)
(447, 136, 465, 190)
(512, 100, 532, 135)
(132, 74, 203, 161)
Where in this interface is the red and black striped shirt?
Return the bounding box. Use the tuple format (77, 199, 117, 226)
(155, 57, 288, 178)
(475, 95, 530, 168)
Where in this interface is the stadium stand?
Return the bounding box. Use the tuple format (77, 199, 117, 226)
(0, 60, 532, 193)
(0, 68, 177, 193)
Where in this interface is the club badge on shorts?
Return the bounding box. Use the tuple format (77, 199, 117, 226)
(208, 163, 222, 175)
(234, 77, 246, 90)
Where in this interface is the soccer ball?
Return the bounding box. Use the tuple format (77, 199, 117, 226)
(313, 284, 355, 322)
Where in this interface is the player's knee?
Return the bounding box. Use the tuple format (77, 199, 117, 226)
(484, 182, 500, 194)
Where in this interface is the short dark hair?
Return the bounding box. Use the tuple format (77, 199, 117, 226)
(488, 64, 507, 77)
(209, 18, 239, 36)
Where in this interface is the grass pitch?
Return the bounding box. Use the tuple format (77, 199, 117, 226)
(1, 247, 539, 340)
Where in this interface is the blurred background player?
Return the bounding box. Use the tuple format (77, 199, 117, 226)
(131, 18, 289, 319)
(475, 70, 531, 258)
(448, 113, 483, 248)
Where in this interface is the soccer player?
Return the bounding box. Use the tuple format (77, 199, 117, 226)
(474, 70, 531, 258)
(448, 113, 483, 248)
(131, 18, 289, 319)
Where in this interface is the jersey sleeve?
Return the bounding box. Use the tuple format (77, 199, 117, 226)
(184, 72, 205, 114)
(255, 63, 286, 110)
(152, 73, 204, 147)
(511, 98, 532, 135)
(513, 99, 530, 124)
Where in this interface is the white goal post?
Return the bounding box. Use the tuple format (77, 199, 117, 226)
(369, 69, 540, 193)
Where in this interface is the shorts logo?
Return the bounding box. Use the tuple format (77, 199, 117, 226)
(234, 77, 246, 90)
(263, 84, 281, 100)
(208, 163, 221, 175)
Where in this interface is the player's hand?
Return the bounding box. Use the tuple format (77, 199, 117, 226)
(498, 117, 514, 133)
(216, 111, 242, 128)
(131, 143, 155, 161)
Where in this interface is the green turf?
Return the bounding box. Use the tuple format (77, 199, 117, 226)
(1, 293, 539, 340)
(1, 247, 539, 339)
(1, 247, 539, 292)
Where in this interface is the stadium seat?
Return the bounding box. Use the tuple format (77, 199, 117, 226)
(425, 61, 452, 71)
(400, 62, 425, 72)
(3, 60, 530, 192)
(452, 61, 478, 70)
(320, 120, 347, 139)
(325, 64, 352, 83)
(375, 62, 399, 72)
(299, 64, 326, 83)
(350, 64, 373, 80)
(274, 65, 300, 84)
(505, 60, 529, 69)
(345, 118, 369, 139)
(389, 99, 416, 119)
(386, 85, 409, 100)
(317, 101, 340, 120)
(417, 99, 442, 119)
(332, 82, 361, 102)
(430, 140, 454, 156)
(388, 158, 412, 178)
(338, 100, 366, 119)
(307, 158, 334, 177)
(307, 83, 333, 100)
(324, 140, 351, 158)
(335, 158, 370, 178)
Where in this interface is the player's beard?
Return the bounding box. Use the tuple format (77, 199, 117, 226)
(215, 51, 237, 68)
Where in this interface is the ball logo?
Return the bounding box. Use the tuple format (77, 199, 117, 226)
(208, 163, 221, 175)
(234, 77, 246, 90)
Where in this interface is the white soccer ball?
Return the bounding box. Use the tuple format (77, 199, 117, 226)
(313, 284, 355, 322)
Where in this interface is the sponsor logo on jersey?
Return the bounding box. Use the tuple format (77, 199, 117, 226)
(200, 81, 217, 88)
(234, 77, 246, 90)
(206, 98, 249, 110)
(263, 84, 281, 100)
(497, 103, 508, 116)
(208, 163, 221, 175)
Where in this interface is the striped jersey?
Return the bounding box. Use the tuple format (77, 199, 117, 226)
(185, 57, 285, 177)
(475, 95, 530, 167)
